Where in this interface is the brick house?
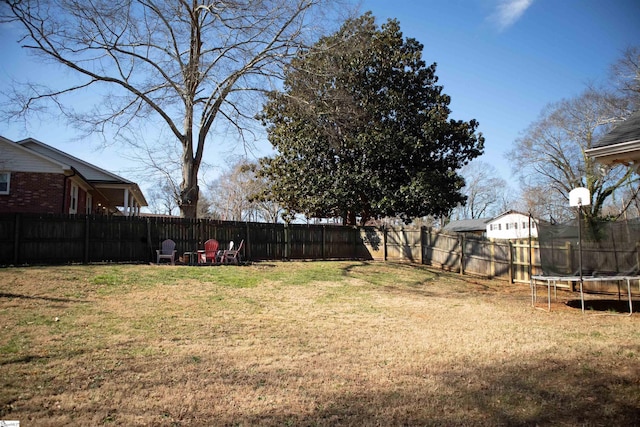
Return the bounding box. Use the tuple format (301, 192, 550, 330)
(0, 136, 147, 215)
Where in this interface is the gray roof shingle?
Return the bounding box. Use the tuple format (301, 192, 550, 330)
(593, 109, 640, 148)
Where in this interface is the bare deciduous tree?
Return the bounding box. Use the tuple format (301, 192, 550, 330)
(451, 161, 510, 220)
(1, 0, 339, 218)
(609, 45, 640, 106)
(508, 88, 638, 222)
(147, 181, 179, 216)
(205, 159, 282, 222)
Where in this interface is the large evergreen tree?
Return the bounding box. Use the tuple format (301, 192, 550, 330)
(258, 13, 484, 225)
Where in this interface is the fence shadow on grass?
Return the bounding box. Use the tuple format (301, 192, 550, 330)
(0, 292, 89, 304)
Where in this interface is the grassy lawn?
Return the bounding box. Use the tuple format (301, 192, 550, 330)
(0, 261, 638, 426)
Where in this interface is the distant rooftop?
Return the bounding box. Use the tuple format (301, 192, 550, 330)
(443, 218, 490, 233)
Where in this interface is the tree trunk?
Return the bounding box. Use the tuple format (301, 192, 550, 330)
(179, 135, 200, 218)
(345, 210, 357, 226)
(179, 178, 199, 218)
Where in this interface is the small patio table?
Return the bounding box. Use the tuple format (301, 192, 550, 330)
(183, 251, 199, 266)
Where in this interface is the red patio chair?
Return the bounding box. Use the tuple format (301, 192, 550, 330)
(198, 239, 220, 264)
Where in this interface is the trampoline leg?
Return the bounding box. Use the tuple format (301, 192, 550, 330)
(580, 279, 585, 314)
(627, 279, 633, 315)
(531, 279, 535, 307)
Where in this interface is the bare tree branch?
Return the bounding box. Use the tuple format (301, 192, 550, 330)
(1, 0, 344, 217)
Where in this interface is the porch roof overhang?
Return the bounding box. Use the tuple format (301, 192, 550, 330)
(585, 139, 640, 166)
(92, 181, 148, 210)
(585, 110, 640, 168)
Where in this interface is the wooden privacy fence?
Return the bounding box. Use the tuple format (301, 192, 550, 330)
(0, 214, 373, 266)
(1, 213, 542, 282)
(422, 229, 539, 283)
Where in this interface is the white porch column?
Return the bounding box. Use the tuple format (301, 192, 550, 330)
(129, 193, 135, 216)
(123, 188, 130, 217)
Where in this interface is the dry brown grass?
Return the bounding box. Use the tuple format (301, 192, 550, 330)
(1, 261, 639, 426)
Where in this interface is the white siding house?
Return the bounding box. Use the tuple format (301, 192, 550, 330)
(486, 210, 538, 240)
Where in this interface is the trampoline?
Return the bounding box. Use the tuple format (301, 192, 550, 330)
(532, 275, 638, 315)
(530, 207, 640, 315)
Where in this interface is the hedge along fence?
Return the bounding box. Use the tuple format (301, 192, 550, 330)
(0, 213, 540, 283)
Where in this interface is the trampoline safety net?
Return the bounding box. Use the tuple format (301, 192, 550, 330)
(537, 218, 640, 277)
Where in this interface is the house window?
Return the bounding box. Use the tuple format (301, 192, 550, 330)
(69, 183, 78, 214)
(0, 172, 9, 195)
(86, 194, 93, 215)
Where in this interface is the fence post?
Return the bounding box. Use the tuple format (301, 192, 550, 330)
(490, 240, 495, 279)
(459, 234, 464, 275)
(353, 226, 358, 259)
(13, 213, 21, 265)
(427, 227, 434, 266)
(84, 215, 90, 264)
(322, 225, 326, 260)
(146, 217, 152, 262)
(565, 241, 572, 273)
(420, 226, 425, 264)
(383, 226, 388, 261)
(527, 238, 533, 282)
(284, 223, 290, 260)
(246, 222, 251, 261)
(509, 240, 514, 283)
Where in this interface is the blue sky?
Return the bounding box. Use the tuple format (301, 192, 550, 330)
(358, 0, 640, 181)
(1, 0, 639, 197)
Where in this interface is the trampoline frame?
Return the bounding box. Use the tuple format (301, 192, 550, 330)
(531, 275, 639, 316)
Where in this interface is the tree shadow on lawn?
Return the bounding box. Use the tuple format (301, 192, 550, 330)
(223, 355, 640, 426)
(211, 354, 640, 426)
(5, 345, 639, 425)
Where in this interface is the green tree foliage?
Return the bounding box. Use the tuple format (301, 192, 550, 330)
(257, 13, 484, 225)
